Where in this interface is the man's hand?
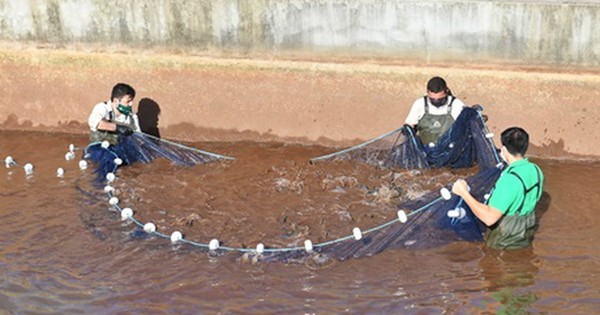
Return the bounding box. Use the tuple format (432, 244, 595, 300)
(452, 179, 470, 197)
(470, 105, 488, 122)
(115, 124, 134, 136)
(471, 104, 484, 112)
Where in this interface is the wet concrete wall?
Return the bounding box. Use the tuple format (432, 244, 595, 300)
(0, 0, 599, 67)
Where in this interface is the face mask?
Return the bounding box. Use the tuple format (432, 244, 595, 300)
(500, 146, 509, 163)
(117, 104, 132, 116)
(429, 96, 448, 107)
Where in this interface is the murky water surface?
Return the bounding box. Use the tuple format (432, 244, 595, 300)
(1, 130, 599, 314)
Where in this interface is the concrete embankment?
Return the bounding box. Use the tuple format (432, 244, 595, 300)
(1, 0, 598, 67)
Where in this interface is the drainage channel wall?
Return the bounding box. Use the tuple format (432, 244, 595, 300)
(1, 0, 599, 67)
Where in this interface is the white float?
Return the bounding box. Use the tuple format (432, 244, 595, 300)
(109, 196, 119, 205)
(447, 207, 467, 219)
(256, 243, 265, 254)
(397, 210, 407, 223)
(121, 208, 133, 220)
(143, 222, 156, 233)
(304, 240, 313, 253)
(5, 156, 14, 168)
(440, 188, 452, 200)
(23, 163, 33, 175)
(353, 227, 362, 241)
(209, 239, 220, 251)
(106, 172, 116, 182)
(170, 231, 183, 243)
(78, 160, 88, 170)
(65, 152, 75, 161)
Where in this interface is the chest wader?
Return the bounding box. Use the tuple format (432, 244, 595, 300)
(485, 166, 543, 249)
(89, 110, 134, 145)
(416, 96, 455, 145)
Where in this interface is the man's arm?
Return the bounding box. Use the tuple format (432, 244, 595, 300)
(88, 104, 117, 132)
(88, 104, 129, 133)
(97, 120, 117, 132)
(451, 98, 466, 120)
(97, 120, 133, 135)
(452, 179, 503, 226)
(405, 98, 425, 127)
(131, 114, 141, 132)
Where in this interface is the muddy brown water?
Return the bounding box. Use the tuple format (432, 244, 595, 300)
(1, 130, 599, 314)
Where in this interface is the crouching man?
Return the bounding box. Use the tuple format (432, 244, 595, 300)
(88, 83, 140, 144)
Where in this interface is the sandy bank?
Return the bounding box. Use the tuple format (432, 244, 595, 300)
(0, 49, 598, 159)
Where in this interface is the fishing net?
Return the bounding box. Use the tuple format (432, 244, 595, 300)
(310, 107, 498, 171)
(258, 166, 501, 262)
(253, 107, 504, 262)
(84, 107, 504, 262)
(84, 132, 234, 181)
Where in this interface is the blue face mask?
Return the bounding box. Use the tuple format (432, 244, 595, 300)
(117, 104, 132, 116)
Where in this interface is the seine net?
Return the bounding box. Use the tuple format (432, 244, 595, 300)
(84, 132, 234, 181)
(83, 107, 503, 262)
(310, 107, 498, 171)
(257, 107, 503, 262)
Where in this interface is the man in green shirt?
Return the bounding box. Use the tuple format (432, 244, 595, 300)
(452, 127, 544, 249)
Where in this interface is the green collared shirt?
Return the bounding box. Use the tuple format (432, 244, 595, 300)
(488, 158, 544, 216)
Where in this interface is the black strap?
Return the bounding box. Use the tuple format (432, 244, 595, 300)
(507, 165, 542, 214)
(105, 102, 114, 121)
(447, 96, 455, 114)
(423, 95, 455, 114)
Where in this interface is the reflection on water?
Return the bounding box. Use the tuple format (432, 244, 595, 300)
(1, 130, 599, 314)
(477, 247, 540, 314)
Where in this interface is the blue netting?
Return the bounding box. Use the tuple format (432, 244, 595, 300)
(311, 107, 499, 171)
(243, 107, 504, 262)
(84, 108, 504, 262)
(84, 132, 234, 181)
(253, 165, 501, 262)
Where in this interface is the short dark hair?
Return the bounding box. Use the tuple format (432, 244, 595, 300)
(427, 76, 448, 93)
(111, 83, 136, 101)
(501, 127, 529, 156)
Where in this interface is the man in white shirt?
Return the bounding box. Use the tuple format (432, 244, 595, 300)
(88, 83, 141, 144)
(405, 77, 466, 145)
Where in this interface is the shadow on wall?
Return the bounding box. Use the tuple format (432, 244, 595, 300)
(138, 98, 161, 138)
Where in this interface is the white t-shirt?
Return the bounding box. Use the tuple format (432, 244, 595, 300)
(88, 100, 140, 132)
(405, 96, 466, 126)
